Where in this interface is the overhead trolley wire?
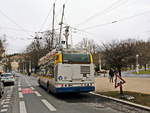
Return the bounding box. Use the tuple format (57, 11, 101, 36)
(82, 10, 150, 30)
(75, 0, 130, 27)
(39, 0, 58, 31)
(0, 26, 34, 32)
(0, 9, 31, 35)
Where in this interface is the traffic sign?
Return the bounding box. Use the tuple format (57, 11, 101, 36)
(115, 74, 126, 88)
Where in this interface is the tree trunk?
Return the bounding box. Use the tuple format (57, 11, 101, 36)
(144, 64, 147, 71)
(118, 67, 122, 77)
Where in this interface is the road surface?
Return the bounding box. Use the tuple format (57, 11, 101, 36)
(0, 73, 149, 113)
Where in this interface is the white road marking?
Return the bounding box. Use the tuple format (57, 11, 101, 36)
(3, 105, 9, 108)
(19, 92, 23, 98)
(0, 109, 8, 112)
(6, 96, 11, 99)
(41, 99, 56, 111)
(5, 99, 10, 101)
(34, 91, 42, 96)
(18, 87, 22, 91)
(30, 87, 35, 90)
(20, 101, 27, 113)
(1, 100, 5, 105)
(10, 86, 14, 90)
(24, 76, 31, 87)
(18, 82, 21, 86)
(4, 101, 10, 104)
(7, 94, 11, 97)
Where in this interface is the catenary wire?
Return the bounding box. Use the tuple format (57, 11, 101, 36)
(82, 10, 150, 30)
(0, 9, 31, 35)
(75, 0, 130, 27)
(39, 0, 58, 31)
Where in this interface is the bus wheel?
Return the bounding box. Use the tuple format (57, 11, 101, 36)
(38, 79, 41, 87)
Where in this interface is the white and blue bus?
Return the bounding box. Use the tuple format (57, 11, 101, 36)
(38, 49, 95, 93)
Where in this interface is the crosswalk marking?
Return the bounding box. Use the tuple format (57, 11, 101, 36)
(0, 108, 8, 112)
(3, 101, 10, 104)
(5, 99, 10, 101)
(6, 96, 11, 99)
(41, 99, 56, 111)
(1, 100, 5, 104)
(3, 105, 9, 108)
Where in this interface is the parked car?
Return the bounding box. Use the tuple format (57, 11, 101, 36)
(1, 73, 15, 86)
(0, 77, 4, 98)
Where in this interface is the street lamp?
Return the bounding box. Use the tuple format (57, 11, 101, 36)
(136, 54, 139, 74)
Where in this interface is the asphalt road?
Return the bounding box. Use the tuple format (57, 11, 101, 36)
(0, 73, 149, 113)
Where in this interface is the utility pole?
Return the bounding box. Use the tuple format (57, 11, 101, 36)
(136, 54, 139, 74)
(64, 26, 69, 48)
(51, 3, 55, 49)
(29, 60, 32, 73)
(58, 4, 65, 46)
(98, 53, 101, 71)
(34, 32, 42, 73)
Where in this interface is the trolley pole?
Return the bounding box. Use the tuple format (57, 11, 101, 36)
(58, 4, 65, 46)
(51, 3, 55, 49)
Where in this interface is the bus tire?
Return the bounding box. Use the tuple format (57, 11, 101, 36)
(38, 79, 41, 87)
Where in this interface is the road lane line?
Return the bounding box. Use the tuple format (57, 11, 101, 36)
(34, 91, 42, 96)
(18, 82, 21, 86)
(0, 108, 8, 112)
(3, 105, 9, 108)
(30, 87, 34, 90)
(20, 101, 27, 113)
(10, 86, 14, 90)
(18, 87, 22, 91)
(19, 92, 23, 98)
(41, 99, 56, 111)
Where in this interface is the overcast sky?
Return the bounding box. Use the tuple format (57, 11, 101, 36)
(0, 0, 150, 54)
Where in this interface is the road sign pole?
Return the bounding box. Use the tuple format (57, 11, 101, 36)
(120, 84, 123, 94)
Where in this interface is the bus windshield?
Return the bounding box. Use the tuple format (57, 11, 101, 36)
(62, 53, 91, 64)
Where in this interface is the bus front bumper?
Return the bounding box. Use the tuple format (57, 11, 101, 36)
(54, 86, 95, 93)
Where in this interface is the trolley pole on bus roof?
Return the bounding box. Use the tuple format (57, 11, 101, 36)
(58, 4, 65, 46)
(51, 3, 55, 49)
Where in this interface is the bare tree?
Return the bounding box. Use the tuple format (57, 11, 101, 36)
(102, 39, 137, 76)
(75, 38, 99, 53)
(135, 40, 150, 70)
(0, 38, 6, 61)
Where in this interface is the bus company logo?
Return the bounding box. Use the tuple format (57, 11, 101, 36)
(58, 76, 63, 80)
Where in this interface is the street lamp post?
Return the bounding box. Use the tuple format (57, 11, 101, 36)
(136, 54, 139, 74)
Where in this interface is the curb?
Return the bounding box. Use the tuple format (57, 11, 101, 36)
(90, 92, 150, 112)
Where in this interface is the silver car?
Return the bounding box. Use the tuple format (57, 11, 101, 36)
(1, 73, 15, 85)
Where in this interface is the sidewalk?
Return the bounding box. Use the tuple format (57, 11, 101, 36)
(95, 77, 150, 95)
